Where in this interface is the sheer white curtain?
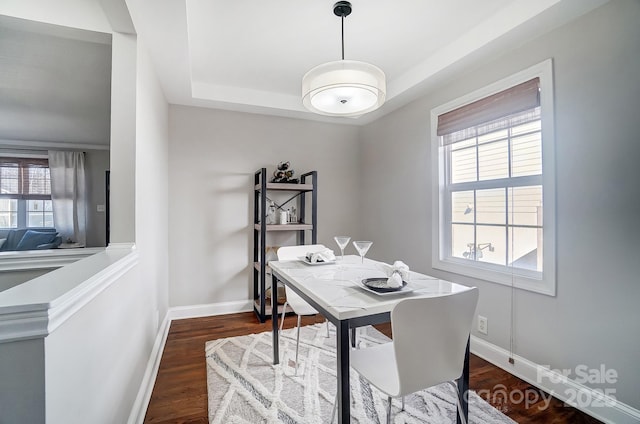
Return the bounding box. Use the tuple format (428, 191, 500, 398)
(48, 151, 87, 246)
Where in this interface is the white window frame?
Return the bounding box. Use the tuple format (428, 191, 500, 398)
(430, 59, 556, 296)
(0, 155, 53, 230)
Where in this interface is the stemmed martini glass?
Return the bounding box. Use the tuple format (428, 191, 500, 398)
(334, 236, 351, 261)
(352, 241, 373, 264)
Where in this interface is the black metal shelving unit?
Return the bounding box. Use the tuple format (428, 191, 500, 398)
(253, 168, 317, 322)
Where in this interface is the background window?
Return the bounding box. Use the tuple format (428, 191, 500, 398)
(0, 157, 53, 229)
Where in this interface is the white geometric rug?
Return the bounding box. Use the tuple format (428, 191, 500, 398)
(205, 323, 516, 424)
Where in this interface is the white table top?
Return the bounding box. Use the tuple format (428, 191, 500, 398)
(269, 255, 472, 321)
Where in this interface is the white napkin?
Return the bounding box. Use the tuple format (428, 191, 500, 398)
(387, 271, 403, 288)
(380, 260, 410, 288)
(306, 248, 336, 263)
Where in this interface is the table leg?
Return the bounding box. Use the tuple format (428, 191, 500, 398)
(456, 337, 470, 424)
(272, 274, 279, 365)
(336, 320, 350, 424)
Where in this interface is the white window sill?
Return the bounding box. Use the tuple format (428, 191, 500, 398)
(433, 257, 556, 296)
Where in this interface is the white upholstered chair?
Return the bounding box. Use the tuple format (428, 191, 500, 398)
(344, 288, 479, 424)
(275, 244, 330, 375)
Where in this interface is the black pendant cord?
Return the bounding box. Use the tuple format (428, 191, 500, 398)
(341, 15, 345, 60)
(334, 1, 351, 60)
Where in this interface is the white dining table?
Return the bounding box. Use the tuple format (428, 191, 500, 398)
(269, 254, 474, 424)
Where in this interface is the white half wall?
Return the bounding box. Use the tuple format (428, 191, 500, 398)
(359, 0, 640, 412)
(0, 1, 170, 423)
(43, 263, 147, 423)
(168, 107, 361, 307)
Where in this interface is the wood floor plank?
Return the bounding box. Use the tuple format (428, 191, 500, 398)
(144, 312, 601, 424)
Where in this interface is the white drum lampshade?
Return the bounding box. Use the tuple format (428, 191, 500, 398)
(302, 60, 386, 117)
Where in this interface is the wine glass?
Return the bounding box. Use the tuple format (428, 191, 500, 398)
(352, 241, 373, 264)
(334, 236, 351, 261)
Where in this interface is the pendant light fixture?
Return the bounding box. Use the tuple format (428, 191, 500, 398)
(302, 1, 386, 117)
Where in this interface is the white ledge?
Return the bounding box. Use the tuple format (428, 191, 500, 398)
(0, 247, 105, 272)
(0, 244, 138, 343)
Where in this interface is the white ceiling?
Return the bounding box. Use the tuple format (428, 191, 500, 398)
(129, 0, 608, 125)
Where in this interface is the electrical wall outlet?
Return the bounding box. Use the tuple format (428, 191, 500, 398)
(477, 315, 488, 335)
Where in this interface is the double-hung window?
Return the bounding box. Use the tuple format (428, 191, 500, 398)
(431, 60, 556, 295)
(0, 157, 53, 229)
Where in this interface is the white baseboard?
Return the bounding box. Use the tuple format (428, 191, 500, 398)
(470, 335, 640, 424)
(127, 314, 171, 424)
(128, 300, 253, 423)
(168, 300, 253, 321)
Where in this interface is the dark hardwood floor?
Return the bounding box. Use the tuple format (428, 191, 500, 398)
(144, 312, 602, 424)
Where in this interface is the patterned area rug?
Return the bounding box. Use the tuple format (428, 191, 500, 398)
(205, 323, 515, 424)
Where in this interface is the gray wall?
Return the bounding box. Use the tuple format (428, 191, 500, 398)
(0, 338, 45, 423)
(359, 0, 640, 409)
(168, 106, 361, 307)
(85, 149, 109, 247)
(0, 15, 111, 146)
(0, 268, 51, 292)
